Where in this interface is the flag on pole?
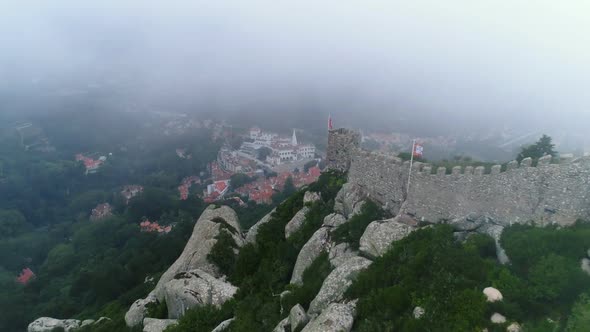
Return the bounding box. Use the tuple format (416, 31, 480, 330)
(413, 142, 424, 158)
(328, 114, 333, 130)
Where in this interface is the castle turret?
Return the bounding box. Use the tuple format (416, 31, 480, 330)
(326, 128, 361, 172)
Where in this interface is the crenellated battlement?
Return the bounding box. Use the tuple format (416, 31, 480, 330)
(413, 155, 558, 177)
(327, 128, 590, 226)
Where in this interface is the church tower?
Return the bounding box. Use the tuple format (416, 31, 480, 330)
(292, 129, 298, 146)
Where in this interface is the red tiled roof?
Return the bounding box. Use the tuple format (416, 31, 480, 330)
(308, 166, 321, 177)
(76, 154, 103, 170)
(215, 181, 227, 192)
(16, 268, 35, 285)
(140, 220, 172, 234)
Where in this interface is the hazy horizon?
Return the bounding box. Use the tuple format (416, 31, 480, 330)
(1, 1, 589, 137)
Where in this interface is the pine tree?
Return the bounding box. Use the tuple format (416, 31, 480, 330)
(517, 134, 556, 162)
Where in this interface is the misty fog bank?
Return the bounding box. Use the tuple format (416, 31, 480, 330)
(1, 1, 589, 136)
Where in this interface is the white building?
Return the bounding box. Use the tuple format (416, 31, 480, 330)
(246, 127, 316, 166)
(296, 144, 316, 159)
(249, 127, 262, 140)
(250, 127, 278, 146)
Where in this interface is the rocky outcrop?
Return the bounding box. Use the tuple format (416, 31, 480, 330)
(412, 307, 426, 319)
(328, 242, 357, 268)
(125, 291, 158, 327)
(289, 304, 309, 331)
(581, 258, 590, 275)
(323, 213, 347, 228)
(449, 214, 489, 231)
(245, 208, 275, 244)
(359, 217, 416, 257)
(334, 183, 365, 219)
(491, 313, 507, 324)
(95, 317, 111, 325)
(483, 287, 503, 302)
(304, 191, 321, 204)
(272, 317, 289, 332)
(285, 207, 310, 238)
(142, 318, 178, 332)
(28, 318, 81, 332)
(448, 215, 510, 264)
(477, 223, 510, 264)
(507, 322, 521, 332)
(211, 318, 235, 332)
(164, 269, 238, 319)
(153, 205, 242, 300)
(291, 227, 330, 285)
(413, 306, 425, 319)
(301, 302, 356, 332)
(28, 317, 111, 332)
(308, 256, 371, 315)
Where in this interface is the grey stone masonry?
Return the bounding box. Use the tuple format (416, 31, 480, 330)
(326, 129, 361, 172)
(538, 155, 552, 166)
(521, 157, 532, 167)
(491, 165, 501, 175)
(328, 128, 590, 226)
(507, 160, 518, 170)
(474, 166, 485, 176)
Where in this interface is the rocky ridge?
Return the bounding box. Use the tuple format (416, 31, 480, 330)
(125, 205, 243, 328)
(35, 175, 543, 331)
(27, 317, 111, 332)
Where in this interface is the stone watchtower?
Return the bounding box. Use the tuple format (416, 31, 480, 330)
(326, 128, 361, 172)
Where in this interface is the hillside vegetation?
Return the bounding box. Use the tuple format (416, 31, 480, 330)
(164, 173, 590, 331)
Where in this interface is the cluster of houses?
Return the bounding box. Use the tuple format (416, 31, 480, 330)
(217, 146, 259, 174)
(75, 153, 107, 174)
(209, 160, 233, 181)
(139, 220, 172, 234)
(75, 125, 321, 229)
(233, 166, 321, 204)
(121, 185, 143, 204)
(89, 185, 143, 222)
(178, 176, 201, 200)
(90, 203, 113, 221)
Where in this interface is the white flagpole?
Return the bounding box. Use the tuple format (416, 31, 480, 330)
(406, 139, 415, 197)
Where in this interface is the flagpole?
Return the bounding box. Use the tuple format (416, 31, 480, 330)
(406, 139, 415, 198)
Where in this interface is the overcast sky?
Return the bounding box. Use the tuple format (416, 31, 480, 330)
(1, 1, 589, 133)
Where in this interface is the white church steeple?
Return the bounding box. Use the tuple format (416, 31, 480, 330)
(291, 129, 298, 146)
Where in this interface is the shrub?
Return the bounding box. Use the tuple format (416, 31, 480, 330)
(331, 200, 385, 249)
(164, 302, 234, 332)
(565, 293, 590, 331)
(464, 233, 497, 259)
(287, 200, 333, 250)
(346, 225, 490, 330)
(207, 229, 238, 276)
(306, 170, 346, 201)
(146, 300, 168, 319)
(211, 217, 237, 234)
(282, 252, 333, 311)
(500, 223, 590, 317)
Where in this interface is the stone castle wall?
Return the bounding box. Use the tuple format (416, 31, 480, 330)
(327, 129, 590, 226)
(326, 128, 361, 172)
